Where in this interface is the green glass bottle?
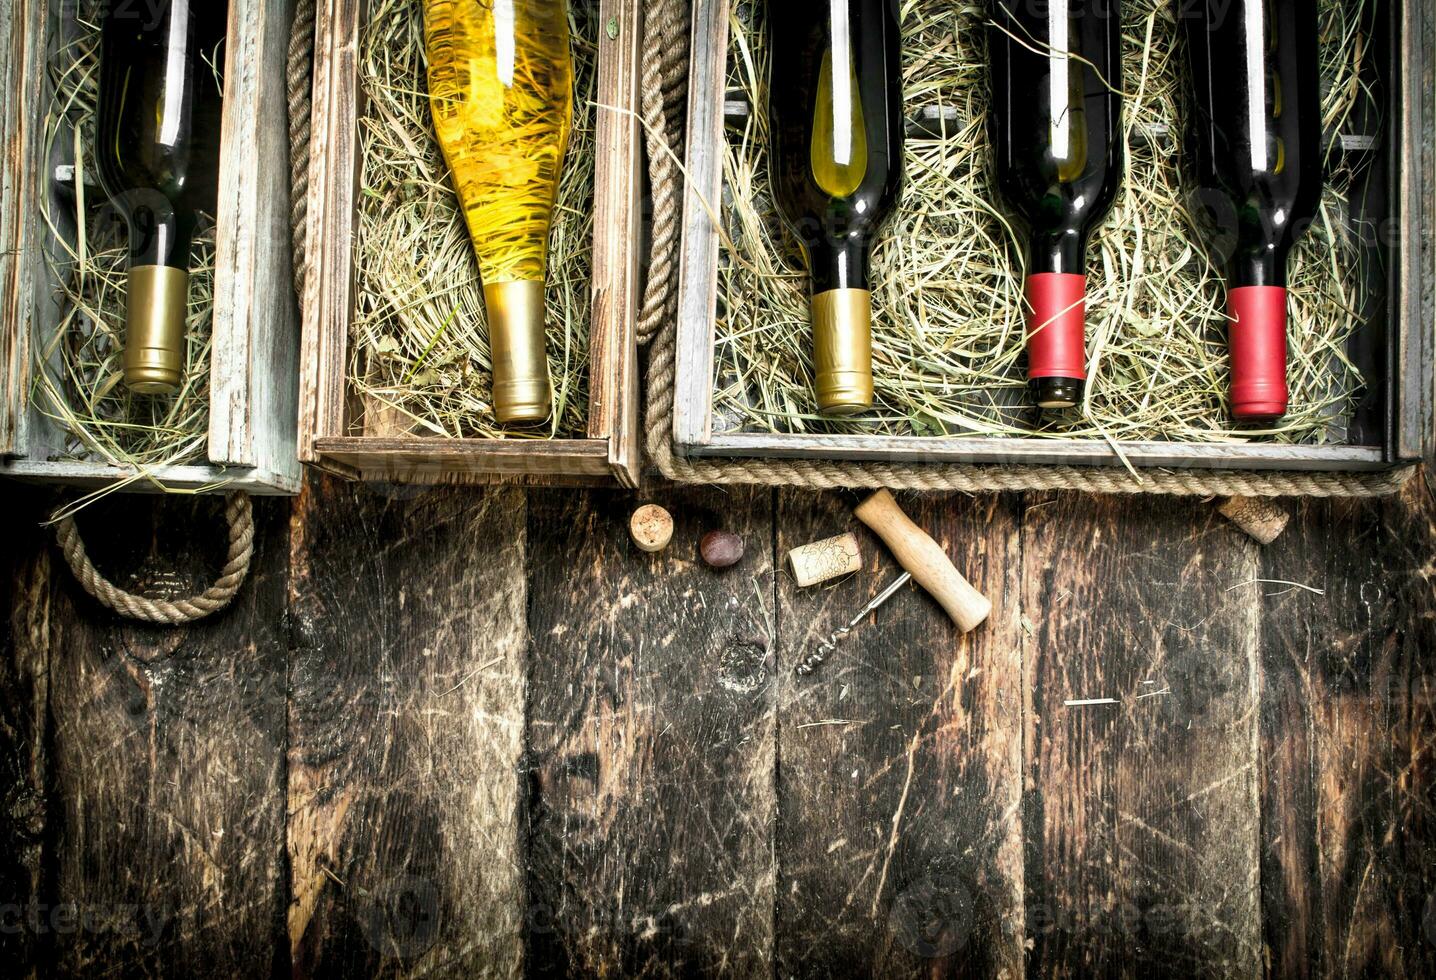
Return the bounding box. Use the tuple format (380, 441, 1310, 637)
(768, 0, 904, 415)
(95, 0, 226, 394)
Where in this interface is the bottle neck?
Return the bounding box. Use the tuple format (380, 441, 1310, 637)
(121, 197, 196, 271)
(1027, 227, 1090, 276)
(808, 237, 872, 294)
(1227, 240, 1292, 289)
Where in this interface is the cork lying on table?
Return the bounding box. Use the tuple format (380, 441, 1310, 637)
(787, 532, 863, 587)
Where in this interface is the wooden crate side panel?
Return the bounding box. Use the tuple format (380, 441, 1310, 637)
(299, 0, 362, 462)
(0, 459, 300, 494)
(589, 0, 642, 487)
(0, 0, 45, 459)
(313, 436, 616, 484)
(1398, 0, 1435, 460)
(209, 0, 301, 481)
(672, 0, 728, 454)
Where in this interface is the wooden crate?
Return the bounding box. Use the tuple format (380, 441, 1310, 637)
(673, 0, 1434, 474)
(0, 0, 301, 495)
(299, 0, 642, 488)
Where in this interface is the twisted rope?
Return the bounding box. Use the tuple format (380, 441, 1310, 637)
(288, 0, 318, 296)
(54, 493, 255, 624)
(636, 0, 691, 344)
(635, 0, 1413, 498)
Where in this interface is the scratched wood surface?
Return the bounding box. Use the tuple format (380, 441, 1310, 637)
(1, 471, 1434, 977)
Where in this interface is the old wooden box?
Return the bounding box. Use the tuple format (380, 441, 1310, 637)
(673, 0, 1434, 474)
(0, 0, 301, 494)
(299, 0, 642, 487)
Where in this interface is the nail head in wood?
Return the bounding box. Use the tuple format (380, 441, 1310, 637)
(853, 490, 992, 632)
(629, 504, 674, 553)
(787, 532, 862, 587)
(1218, 496, 1291, 545)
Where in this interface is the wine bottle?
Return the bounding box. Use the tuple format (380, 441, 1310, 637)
(425, 0, 573, 425)
(768, 0, 904, 416)
(1180, 0, 1321, 423)
(989, 0, 1123, 411)
(96, 0, 227, 394)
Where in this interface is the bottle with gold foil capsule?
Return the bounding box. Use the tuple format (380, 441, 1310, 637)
(989, 0, 1123, 411)
(768, 0, 904, 415)
(425, 0, 573, 425)
(96, 0, 227, 394)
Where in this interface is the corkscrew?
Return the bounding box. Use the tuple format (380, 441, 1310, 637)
(795, 571, 912, 677)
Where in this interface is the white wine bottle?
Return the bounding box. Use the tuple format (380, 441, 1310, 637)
(96, 0, 227, 394)
(424, 0, 573, 425)
(767, 0, 904, 415)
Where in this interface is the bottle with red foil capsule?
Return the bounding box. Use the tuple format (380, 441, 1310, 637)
(1180, 0, 1321, 423)
(989, 0, 1123, 411)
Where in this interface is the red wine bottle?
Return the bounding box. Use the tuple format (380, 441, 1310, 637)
(989, 0, 1124, 410)
(768, 0, 904, 415)
(96, 0, 226, 394)
(1180, 0, 1321, 423)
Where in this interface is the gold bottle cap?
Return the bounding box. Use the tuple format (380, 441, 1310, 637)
(811, 287, 874, 415)
(484, 280, 553, 425)
(123, 265, 189, 394)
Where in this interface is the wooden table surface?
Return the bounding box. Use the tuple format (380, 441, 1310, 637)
(1, 471, 1433, 978)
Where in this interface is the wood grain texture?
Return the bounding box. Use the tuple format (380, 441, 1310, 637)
(1258, 471, 1436, 977)
(672, 0, 728, 452)
(0, 0, 43, 459)
(209, 0, 301, 481)
(524, 487, 777, 976)
(299, 0, 362, 461)
(0, 487, 51, 980)
(587, 0, 643, 487)
(774, 490, 1024, 977)
(1022, 494, 1263, 979)
(286, 475, 528, 977)
(43, 493, 290, 977)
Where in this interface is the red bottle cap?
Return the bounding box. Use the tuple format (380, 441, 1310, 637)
(1025, 273, 1087, 381)
(1227, 286, 1289, 422)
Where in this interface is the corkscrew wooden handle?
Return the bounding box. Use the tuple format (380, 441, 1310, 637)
(853, 490, 992, 632)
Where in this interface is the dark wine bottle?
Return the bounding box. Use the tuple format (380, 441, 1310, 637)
(96, 0, 227, 394)
(768, 0, 903, 415)
(1180, 0, 1321, 423)
(989, 0, 1124, 411)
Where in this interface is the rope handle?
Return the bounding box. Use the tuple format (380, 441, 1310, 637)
(53, 492, 255, 625)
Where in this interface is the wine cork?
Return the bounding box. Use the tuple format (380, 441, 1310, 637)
(1218, 496, 1290, 545)
(629, 504, 673, 553)
(787, 532, 863, 587)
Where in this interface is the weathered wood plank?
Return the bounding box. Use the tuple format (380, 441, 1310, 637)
(773, 490, 1024, 977)
(43, 493, 290, 976)
(0, 486, 52, 979)
(587, 0, 643, 486)
(0, 0, 44, 459)
(286, 475, 527, 977)
(1022, 494, 1263, 978)
(1259, 471, 1436, 977)
(209, 0, 300, 481)
(524, 487, 777, 976)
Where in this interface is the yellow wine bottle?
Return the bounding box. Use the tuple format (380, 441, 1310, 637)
(424, 0, 573, 424)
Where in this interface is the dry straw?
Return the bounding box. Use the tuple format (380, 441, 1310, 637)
(349, 0, 599, 440)
(713, 0, 1379, 445)
(33, 1, 220, 471)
